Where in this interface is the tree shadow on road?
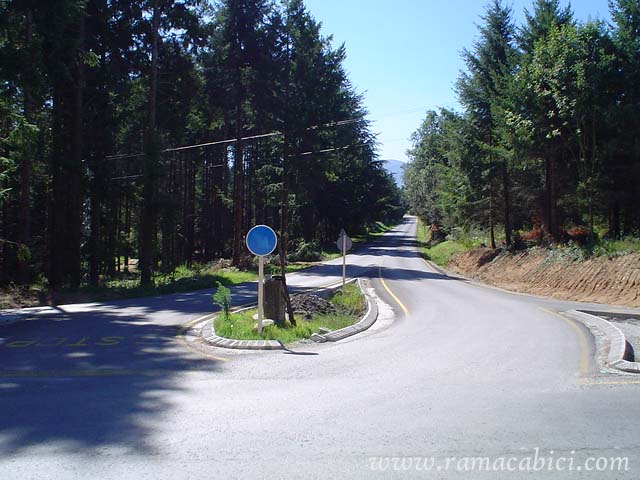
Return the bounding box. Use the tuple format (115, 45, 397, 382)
(0, 306, 224, 455)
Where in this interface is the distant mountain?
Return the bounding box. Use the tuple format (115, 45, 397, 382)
(382, 159, 405, 187)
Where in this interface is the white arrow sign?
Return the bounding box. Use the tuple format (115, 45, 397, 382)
(336, 229, 352, 252)
(336, 229, 351, 289)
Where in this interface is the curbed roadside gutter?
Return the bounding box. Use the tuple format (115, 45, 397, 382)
(310, 278, 378, 343)
(564, 309, 640, 374)
(421, 253, 640, 374)
(198, 277, 380, 350)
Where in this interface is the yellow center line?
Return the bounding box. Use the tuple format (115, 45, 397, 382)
(540, 308, 590, 376)
(378, 263, 409, 316)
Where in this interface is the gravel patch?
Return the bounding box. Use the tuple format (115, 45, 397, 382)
(289, 293, 336, 320)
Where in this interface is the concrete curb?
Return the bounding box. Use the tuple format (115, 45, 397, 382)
(200, 305, 284, 350)
(564, 309, 640, 374)
(310, 278, 378, 343)
(199, 277, 377, 350)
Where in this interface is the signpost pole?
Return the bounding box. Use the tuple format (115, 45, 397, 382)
(258, 255, 264, 336)
(342, 235, 346, 290)
(246, 224, 277, 338)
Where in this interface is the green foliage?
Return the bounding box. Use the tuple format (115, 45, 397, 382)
(416, 219, 481, 266)
(212, 282, 232, 321)
(0, 0, 403, 290)
(331, 283, 366, 316)
(544, 242, 588, 264)
(543, 235, 640, 263)
(406, 0, 640, 254)
(423, 241, 478, 267)
(288, 241, 321, 262)
(592, 238, 640, 257)
(16, 244, 31, 263)
(0, 154, 15, 200)
(446, 226, 487, 249)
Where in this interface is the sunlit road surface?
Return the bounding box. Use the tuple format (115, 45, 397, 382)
(1, 216, 640, 479)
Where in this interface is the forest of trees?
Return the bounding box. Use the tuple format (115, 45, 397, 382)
(0, 0, 403, 290)
(404, 0, 640, 249)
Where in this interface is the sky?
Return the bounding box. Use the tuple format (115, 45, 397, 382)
(303, 0, 613, 163)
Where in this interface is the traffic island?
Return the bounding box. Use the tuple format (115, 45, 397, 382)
(198, 279, 379, 350)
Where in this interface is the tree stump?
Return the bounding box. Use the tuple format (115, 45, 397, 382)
(264, 275, 285, 326)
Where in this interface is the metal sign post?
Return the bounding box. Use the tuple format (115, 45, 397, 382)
(258, 255, 265, 332)
(246, 225, 278, 336)
(336, 229, 352, 290)
(342, 235, 346, 289)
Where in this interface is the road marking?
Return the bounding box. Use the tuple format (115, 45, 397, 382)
(5, 340, 38, 348)
(541, 308, 590, 376)
(580, 380, 640, 386)
(1, 336, 127, 349)
(36, 338, 67, 347)
(66, 337, 90, 348)
(378, 263, 409, 316)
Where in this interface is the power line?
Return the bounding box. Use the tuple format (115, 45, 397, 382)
(297, 142, 368, 157)
(163, 131, 283, 154)
(103, 105, 438, 161)
(110, 174, 143, 181)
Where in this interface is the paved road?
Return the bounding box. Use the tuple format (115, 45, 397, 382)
(1, 217, 639, 479)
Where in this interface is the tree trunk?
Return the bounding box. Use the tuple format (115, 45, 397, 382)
(610, 200, 621, 240)
(489, 186, 496, 249)
(502, 161, 511, 247)
(49, 9, 85, 288)
(68, 12, 85, 287)
(140, 0, 160, 286)
(17, 9, 35, 283)
(279, 135, 295, 326)
(184, 152, 195, 265)
(232, 106, 244, 266)
(544, 155, 559, 243)
(89, 42, 110, 287)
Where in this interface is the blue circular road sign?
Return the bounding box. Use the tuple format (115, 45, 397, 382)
(246, 225, 278, 256)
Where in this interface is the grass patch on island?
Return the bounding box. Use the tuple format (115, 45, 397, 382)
(214, 282, 366, 343)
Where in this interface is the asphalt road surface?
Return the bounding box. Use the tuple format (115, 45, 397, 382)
(1, 216, 639, 479)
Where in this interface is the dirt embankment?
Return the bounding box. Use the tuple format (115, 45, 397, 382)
(448, 248, 640, 307)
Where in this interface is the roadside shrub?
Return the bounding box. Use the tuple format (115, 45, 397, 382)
(212, 282, 232, 321)
(592, 237, 640, 257)
(509, 231, 527, 251)
(544, 241, 588, 264)
(288, 241, 321, 262)
(446, 225, 484, 249)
